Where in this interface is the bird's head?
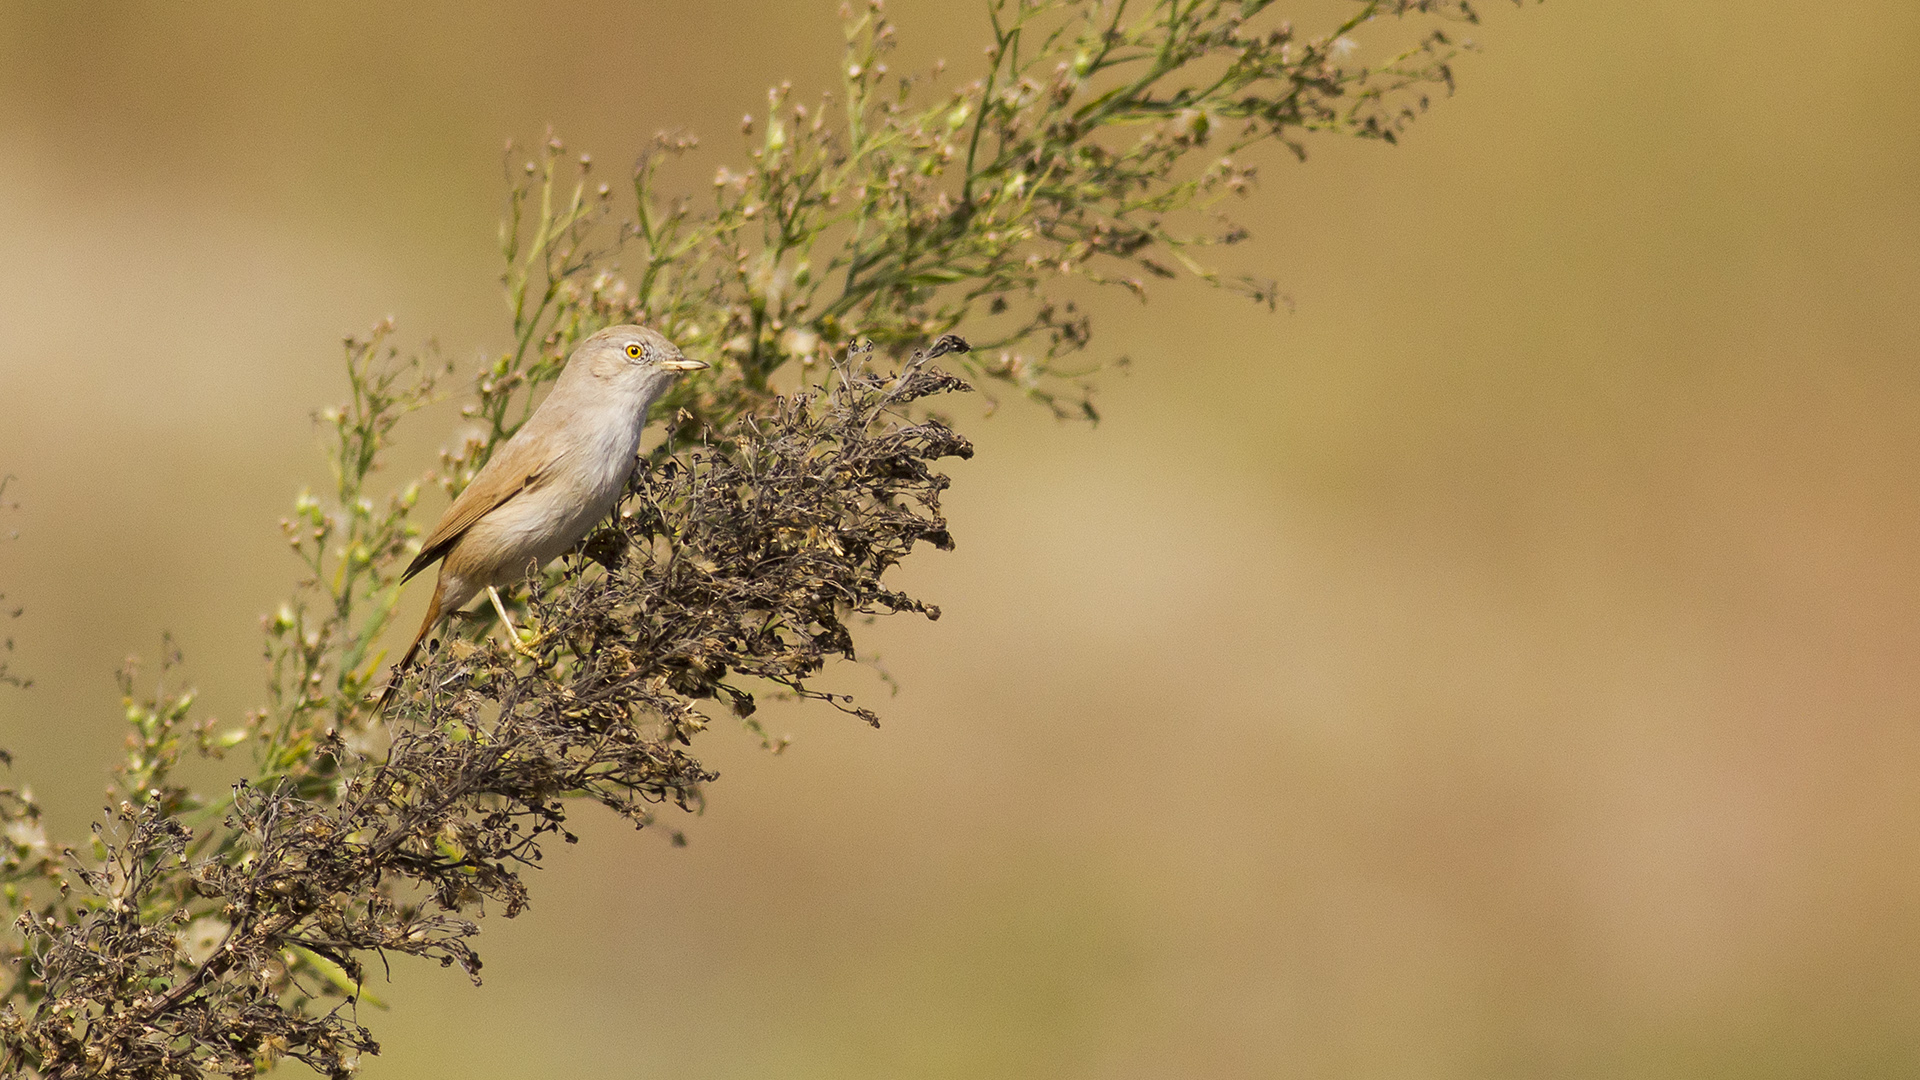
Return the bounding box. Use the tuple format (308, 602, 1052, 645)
(576, 324, 707, 395)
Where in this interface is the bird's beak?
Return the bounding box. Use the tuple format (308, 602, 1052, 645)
(659, 356, 708, 372)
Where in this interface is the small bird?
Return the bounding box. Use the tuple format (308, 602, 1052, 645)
(377, 324, 706, 709)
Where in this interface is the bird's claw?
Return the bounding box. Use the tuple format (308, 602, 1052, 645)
(509, 628, 545, 659)
(488, 585, 546, 660)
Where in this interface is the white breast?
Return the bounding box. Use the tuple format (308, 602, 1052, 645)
(460, 391, 653, 587)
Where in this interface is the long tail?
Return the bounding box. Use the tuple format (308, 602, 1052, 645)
(375, 578, 445, 713)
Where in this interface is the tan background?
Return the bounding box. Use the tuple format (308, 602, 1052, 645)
(4, 1, 1920, 1076)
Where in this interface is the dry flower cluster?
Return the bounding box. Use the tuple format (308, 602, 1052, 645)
(3, 339, 971, 1078)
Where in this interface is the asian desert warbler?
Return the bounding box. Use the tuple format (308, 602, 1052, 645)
(378, 324, 705, 708)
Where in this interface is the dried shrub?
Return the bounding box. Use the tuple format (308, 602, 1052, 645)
(3, 341, 972, 1079)
(0, 1, 1528, 1074)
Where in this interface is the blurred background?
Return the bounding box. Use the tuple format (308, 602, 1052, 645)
(3, 1, 1919, 1076)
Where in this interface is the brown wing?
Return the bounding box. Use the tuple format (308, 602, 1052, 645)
(401, 437, 557, 583)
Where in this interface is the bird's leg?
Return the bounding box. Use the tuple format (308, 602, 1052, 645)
(487, 586, 542, 658)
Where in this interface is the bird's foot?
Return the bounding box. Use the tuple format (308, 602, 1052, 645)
(487, 586, 546, 659)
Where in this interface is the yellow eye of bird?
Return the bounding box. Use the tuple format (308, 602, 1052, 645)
(625, 343, 643, 359)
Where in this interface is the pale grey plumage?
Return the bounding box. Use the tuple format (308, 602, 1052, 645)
(379, 324, 703, 708)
